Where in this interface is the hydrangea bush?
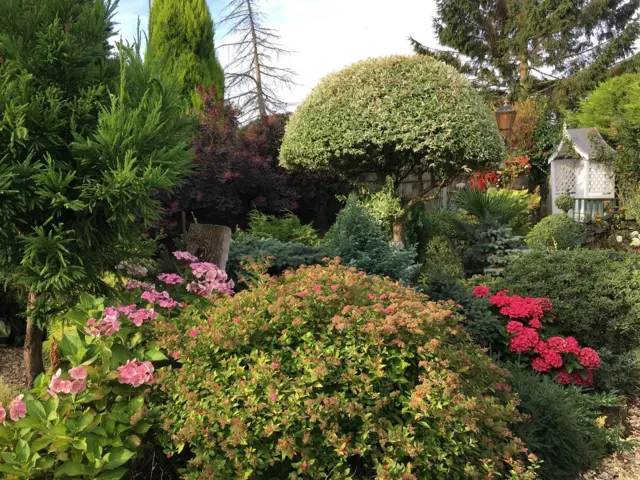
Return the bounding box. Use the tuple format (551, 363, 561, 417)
(156, 261, 538, 479)
(472, 286, 600, 386)
(0, 252, 232, 479)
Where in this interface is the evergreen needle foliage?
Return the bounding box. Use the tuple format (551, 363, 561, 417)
(146, 0, 225, 101)
(0, 0, 195, 382)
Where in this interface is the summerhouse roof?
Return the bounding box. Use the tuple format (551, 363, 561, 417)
(549, 127, 614, 163)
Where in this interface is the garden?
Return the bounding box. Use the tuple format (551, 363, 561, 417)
(2, 0, 640, 479)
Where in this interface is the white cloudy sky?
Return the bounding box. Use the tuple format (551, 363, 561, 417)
(114, 0, 440, 108)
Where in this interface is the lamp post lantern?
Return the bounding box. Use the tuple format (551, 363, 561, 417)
(495, 98, 517, 141)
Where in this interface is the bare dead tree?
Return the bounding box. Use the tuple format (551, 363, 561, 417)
(219, 0, 296, 121)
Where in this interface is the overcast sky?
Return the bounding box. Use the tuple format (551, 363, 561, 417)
(114, 0, 440, 108)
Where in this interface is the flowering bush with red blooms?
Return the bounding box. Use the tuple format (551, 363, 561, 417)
(469, 156, 530, 191)
(155, 261, 539, 480)
(474, 286, 601, 386)
(469, 170, 500, 190)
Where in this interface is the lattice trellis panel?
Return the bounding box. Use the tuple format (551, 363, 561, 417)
(554, 160, 577, 194)
(588, 162, 615, 196)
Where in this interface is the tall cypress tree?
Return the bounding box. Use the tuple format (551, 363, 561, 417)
(146, 0, 225, 100)
(0, 0, 195, 385)
(428, 0, 640, 106)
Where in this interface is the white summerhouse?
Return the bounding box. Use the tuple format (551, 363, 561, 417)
(549, 127, 615, 221)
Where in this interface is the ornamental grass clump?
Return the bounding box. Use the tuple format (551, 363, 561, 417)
(156, 261, 538, 480)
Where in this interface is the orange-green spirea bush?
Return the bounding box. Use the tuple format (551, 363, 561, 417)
(156, 261, 539, 479)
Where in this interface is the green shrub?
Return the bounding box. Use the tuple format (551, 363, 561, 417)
(464, 221, 526, 276)
(420, 275, 504, 349)
(325, 195, 419, 281)
(555, 195, 575, 213)
(239, 211, 320, 245)
(417, 235, 465, 281)
(497, 249, 640, 354)
(156, 262, 537, 479)
(406, 205, 471, 259)
(507, 364, 625, 480)
(455, 187, 529, 225)
(593, 348, 640, 395)
(228, 236, 328, 281)
(525, 214, 585, 250)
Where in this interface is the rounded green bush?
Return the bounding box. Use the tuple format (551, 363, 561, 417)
(280, 55, 504, 181)
(157, 262, 536, 479)
(497, 249, 640, 354)
(554, 195, 575, 213)
(525, 214, 585, 250)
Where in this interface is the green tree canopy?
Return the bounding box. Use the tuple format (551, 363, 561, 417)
(280, 55, 504, 242)
(146, 0, 225, 100)
(429, 0, 640, 106)
(0, 0, 195, 384)
(566, 73, 640, 135)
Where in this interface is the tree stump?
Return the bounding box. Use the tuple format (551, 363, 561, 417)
(186, 224, 232, 271)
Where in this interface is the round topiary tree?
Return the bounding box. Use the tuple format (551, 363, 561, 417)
(280, 55, 506, 243)
(525, 214, 585, 250)
(156, 261, 537, 479)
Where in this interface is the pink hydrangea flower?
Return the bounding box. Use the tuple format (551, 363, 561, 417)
(84, 312, 121, 337)
(297, 291, 308, 298)
(128, 308, 158, 327)
(69, 366, 87, 381)
(117, 359, 155, 387)
(331, 285, 340, 292)
(117, 304, 138, 316)
(123, 281, 154, 291)
(189, 328, 198, 338)
(9, 395, 26, 421)
(70, 380, 87, 394)
(49, 369, 72, 394)
(172, 352, 181, 360)
(313, 285, 321, 293)
(269, 392, 277, 402)
(186, 262, 234, 297)
(173, 251, 199, 262)
(158, 273, 184, 285)
(380, 294, 388, 300)
(0, 403, 6, 423)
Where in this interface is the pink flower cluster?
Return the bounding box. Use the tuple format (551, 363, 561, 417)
(158, 273, 184, 285)
(173, 251, 199, 262)
(123, 280, 154, 291)
(85, 307, 121, 336)
(186, 262, 234, 297)
(128, 307, 158, 326)
(476, 285, 600, 386)
(117, 359, 155, 387)
(48, 367, 87, 396)
(141, 289, 183, 309)
(0, 395, 26, 423)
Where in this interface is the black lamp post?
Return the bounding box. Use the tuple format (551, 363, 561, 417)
(495, 98, 517, 141)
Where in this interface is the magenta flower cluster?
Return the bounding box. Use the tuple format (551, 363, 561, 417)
(117, 359, 155, 387)
(0, 395, 26, 423)
(186, 262, 234, 297)
(48, 367, 87, 396)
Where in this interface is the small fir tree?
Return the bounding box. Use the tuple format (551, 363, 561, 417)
(146, 0, 225, 100)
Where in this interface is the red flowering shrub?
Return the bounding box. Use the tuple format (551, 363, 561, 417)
(155, 262, 538, 479)
(478, 286, 600, 386)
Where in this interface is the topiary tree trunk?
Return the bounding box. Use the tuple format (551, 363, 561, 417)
(187, 224, 232, 270)
(24, 291, 44, 387)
